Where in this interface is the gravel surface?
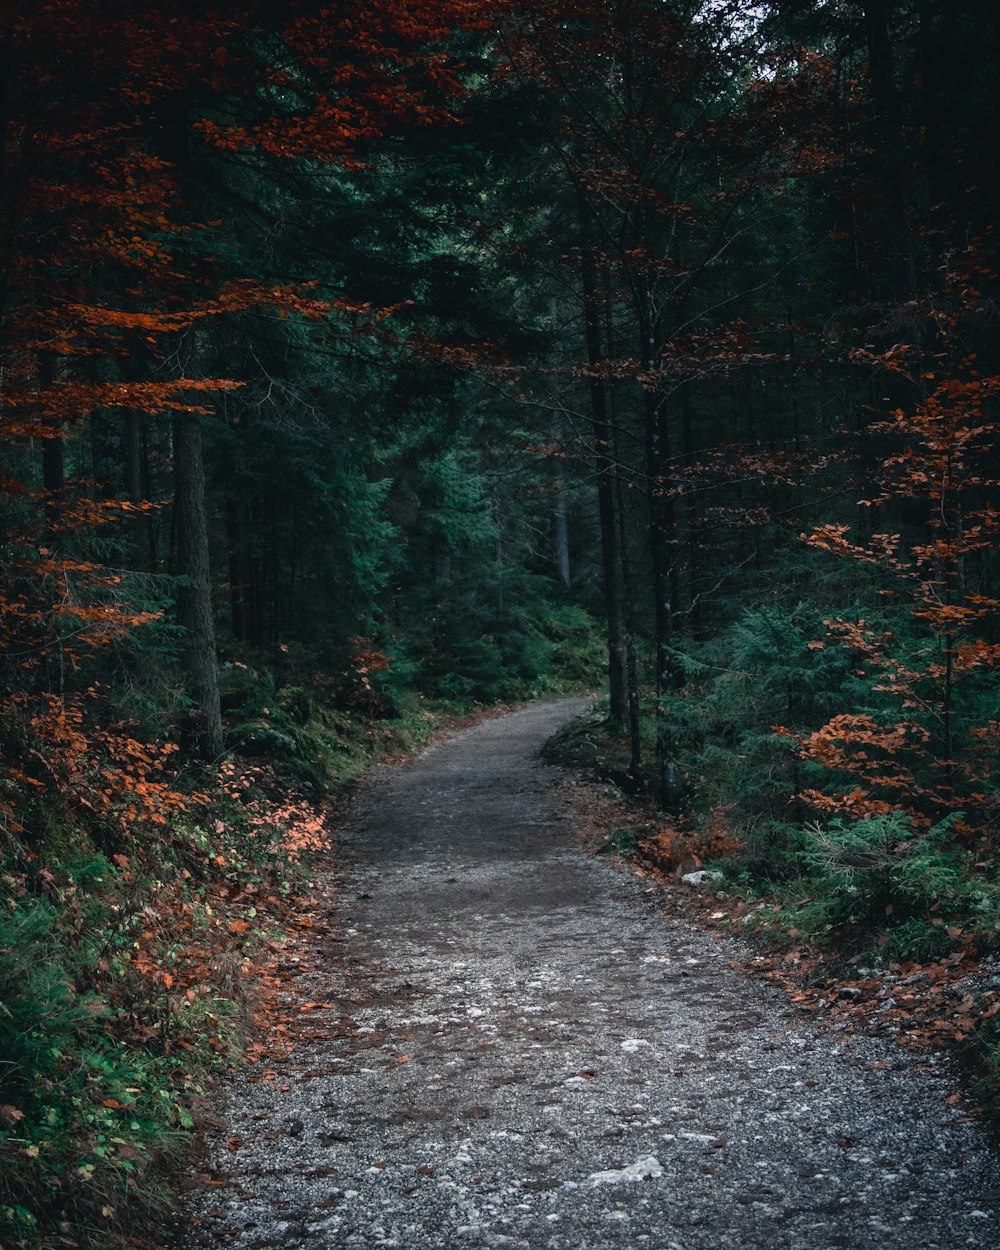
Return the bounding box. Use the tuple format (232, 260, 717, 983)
(185, 699, 999, 1249)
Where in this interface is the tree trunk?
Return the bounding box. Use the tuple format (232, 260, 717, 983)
(603, 279, 642, 771)
(916, 0, 943, 211)
(39, 353, 63, 538)
(680, 386, 703, 640)
(41, 433, 64, 535)
(123, 411, 157, 571)
(614, 461, 642, 777)
(173, 412, 224, 760)
(225, 495, 247, 640)
(861, 0, 917, 299)
(580, 251, 629, 727)
(247, 499, 264, 648)
(38, 352, 65, 692)
(551, 412, 571, 589)
(645, 386, 685, 813)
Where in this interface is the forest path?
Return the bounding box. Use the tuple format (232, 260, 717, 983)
(186, 699, 997, 1249)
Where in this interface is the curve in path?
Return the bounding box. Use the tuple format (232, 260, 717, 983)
(188, 699, 998, 1249)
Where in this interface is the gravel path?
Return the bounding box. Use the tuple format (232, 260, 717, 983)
(186, 699, 999, 1249)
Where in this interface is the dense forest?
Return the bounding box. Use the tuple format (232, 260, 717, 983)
(2, 1, 999, 1244)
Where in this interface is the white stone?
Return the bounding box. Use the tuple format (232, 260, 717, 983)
(680, 870, 724, 886)
(588, 1155, 664, 1186)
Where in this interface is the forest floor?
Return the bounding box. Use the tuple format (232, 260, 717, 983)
(180, 699, 998, 1249)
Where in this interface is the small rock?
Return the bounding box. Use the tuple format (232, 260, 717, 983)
(588, 1155, 664, 1185)
(681, 870, 725, 887)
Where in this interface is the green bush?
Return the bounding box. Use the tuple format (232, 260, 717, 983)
(0, 891, 183, 1249)
(800, 810, 961, 921)
(784, 810, 973, 957)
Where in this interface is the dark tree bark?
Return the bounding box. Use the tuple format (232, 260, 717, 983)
(916, 0, 943, 210)
(551, 413, 571, 589)
(644, 386, 685, 813)
(680, 385, 703, 641)
(41, 435, 64, 534)
(580, 251, 630, 727)
(37, 351, 65, 693)
(39, 353, 63, 538)
(225, 495, 247, 640)
(602, 280, 642, 772)
(123, 411, 157, 571)
(861, 0, 917, 299)
(613, 459, 642, 777)
(173, 412, 224, 760)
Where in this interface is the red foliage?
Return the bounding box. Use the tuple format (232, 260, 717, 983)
(800, 255, 1000, 831)
(0, 0, 478, 857)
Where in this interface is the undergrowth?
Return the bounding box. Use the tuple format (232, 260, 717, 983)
(0, 668, 483, 1250)
(551, 702, 1000, 1128)
(551, 703, 1000, 959)
(0, 770, 315, 1250)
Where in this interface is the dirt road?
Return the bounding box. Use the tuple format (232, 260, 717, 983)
(186, 699, 997, 1248)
